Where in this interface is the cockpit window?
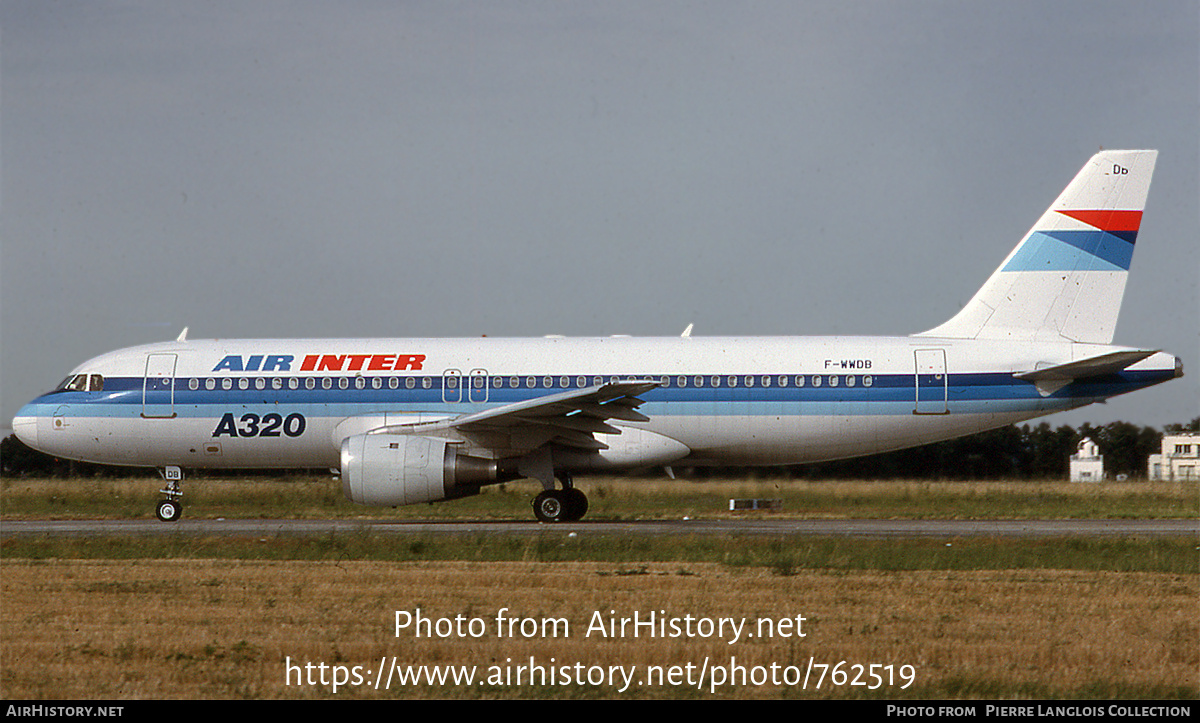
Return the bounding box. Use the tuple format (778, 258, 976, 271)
(57, 374, 103, 392)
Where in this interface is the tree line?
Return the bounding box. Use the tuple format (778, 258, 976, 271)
(3, 418, 1198, 481)
(779, 419, 1198, 481)
(696, 418, 1200, 480)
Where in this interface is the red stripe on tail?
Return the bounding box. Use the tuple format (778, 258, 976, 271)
(1057, 209, 1143, 232)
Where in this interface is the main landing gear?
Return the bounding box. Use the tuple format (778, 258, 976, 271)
(531, 475, 588, 523)
(155, 466, 184, 522)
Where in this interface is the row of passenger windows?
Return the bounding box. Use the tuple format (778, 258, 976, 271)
(184, 374, 876, 391)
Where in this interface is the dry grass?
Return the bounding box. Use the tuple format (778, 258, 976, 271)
(2, 558, 1196, 699)
(3, 475, 1195, 699)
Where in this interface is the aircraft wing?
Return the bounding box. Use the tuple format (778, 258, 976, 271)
(1014, 350, 1157, 396)
(370, 380, 659, 454)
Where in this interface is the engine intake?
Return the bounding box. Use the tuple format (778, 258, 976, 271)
(340, 434, 500, 506)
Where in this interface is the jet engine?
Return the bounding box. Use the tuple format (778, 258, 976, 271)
(340, 434, 502, 506)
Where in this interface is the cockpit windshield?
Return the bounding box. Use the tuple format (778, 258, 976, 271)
(56, 374, 104, 392)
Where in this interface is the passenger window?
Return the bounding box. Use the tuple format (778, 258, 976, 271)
(223, 378, 233, 390)
(188, 378, 199, 391)
(206, 379, 216, 390)
(422, 377, 432, 389)
(322, 378, 333, 389)
(711, 375, 721, 387)
(864, 375, 874, 387)
(305, 378, 316, 390)
(406, 377, 416, 389)
(238, 379, 249, 390)
(795, 375, 805, 387)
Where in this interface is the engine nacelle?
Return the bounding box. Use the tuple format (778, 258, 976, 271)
(340, 434, 499, 506)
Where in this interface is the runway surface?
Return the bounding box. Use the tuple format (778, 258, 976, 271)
(2, 518, 1197, 538)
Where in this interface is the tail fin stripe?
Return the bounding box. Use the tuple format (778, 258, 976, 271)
(1057, 209, 1143, 234)
(1002, 230, 1134, 272)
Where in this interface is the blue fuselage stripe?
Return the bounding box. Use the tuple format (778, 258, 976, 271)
(24, 370, 1175, 419)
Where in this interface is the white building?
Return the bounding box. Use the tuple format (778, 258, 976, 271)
(1148, 432, 1200, 481)
(1069, 437, 1105, 483)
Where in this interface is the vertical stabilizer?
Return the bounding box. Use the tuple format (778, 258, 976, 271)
(917, 150, 1157, 343)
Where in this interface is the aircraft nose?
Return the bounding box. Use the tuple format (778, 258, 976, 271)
(12, 409, 39, 449)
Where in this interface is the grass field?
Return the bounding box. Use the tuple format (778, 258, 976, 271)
(1, 474, 1197, 699)
(2, 473, 1197, 520)
(2, 559, 1195, 699)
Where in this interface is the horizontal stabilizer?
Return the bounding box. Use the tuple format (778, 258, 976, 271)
(1014, 349, 1157, 396)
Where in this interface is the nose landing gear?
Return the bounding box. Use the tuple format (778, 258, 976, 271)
(155, 466, 184, 522)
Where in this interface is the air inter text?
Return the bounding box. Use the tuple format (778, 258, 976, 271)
(212, 354, 427, 373)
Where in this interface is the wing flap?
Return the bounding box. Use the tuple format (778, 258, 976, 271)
(521, 414, 623, 436)
(575, 400, 651, 423)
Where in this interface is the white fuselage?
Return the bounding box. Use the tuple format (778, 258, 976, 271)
(11, 335, 1181, 472)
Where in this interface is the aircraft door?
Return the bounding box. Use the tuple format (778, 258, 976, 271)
(469, 369, 489, 403)
(914, 349, 948, 414)
(143, 353, 177, 418)
(442, 369, 462, 403)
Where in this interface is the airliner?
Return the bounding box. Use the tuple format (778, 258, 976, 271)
(11, 150, 1182, 522)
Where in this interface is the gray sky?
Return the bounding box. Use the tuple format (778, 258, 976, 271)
(3, 2, 1197, 430)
